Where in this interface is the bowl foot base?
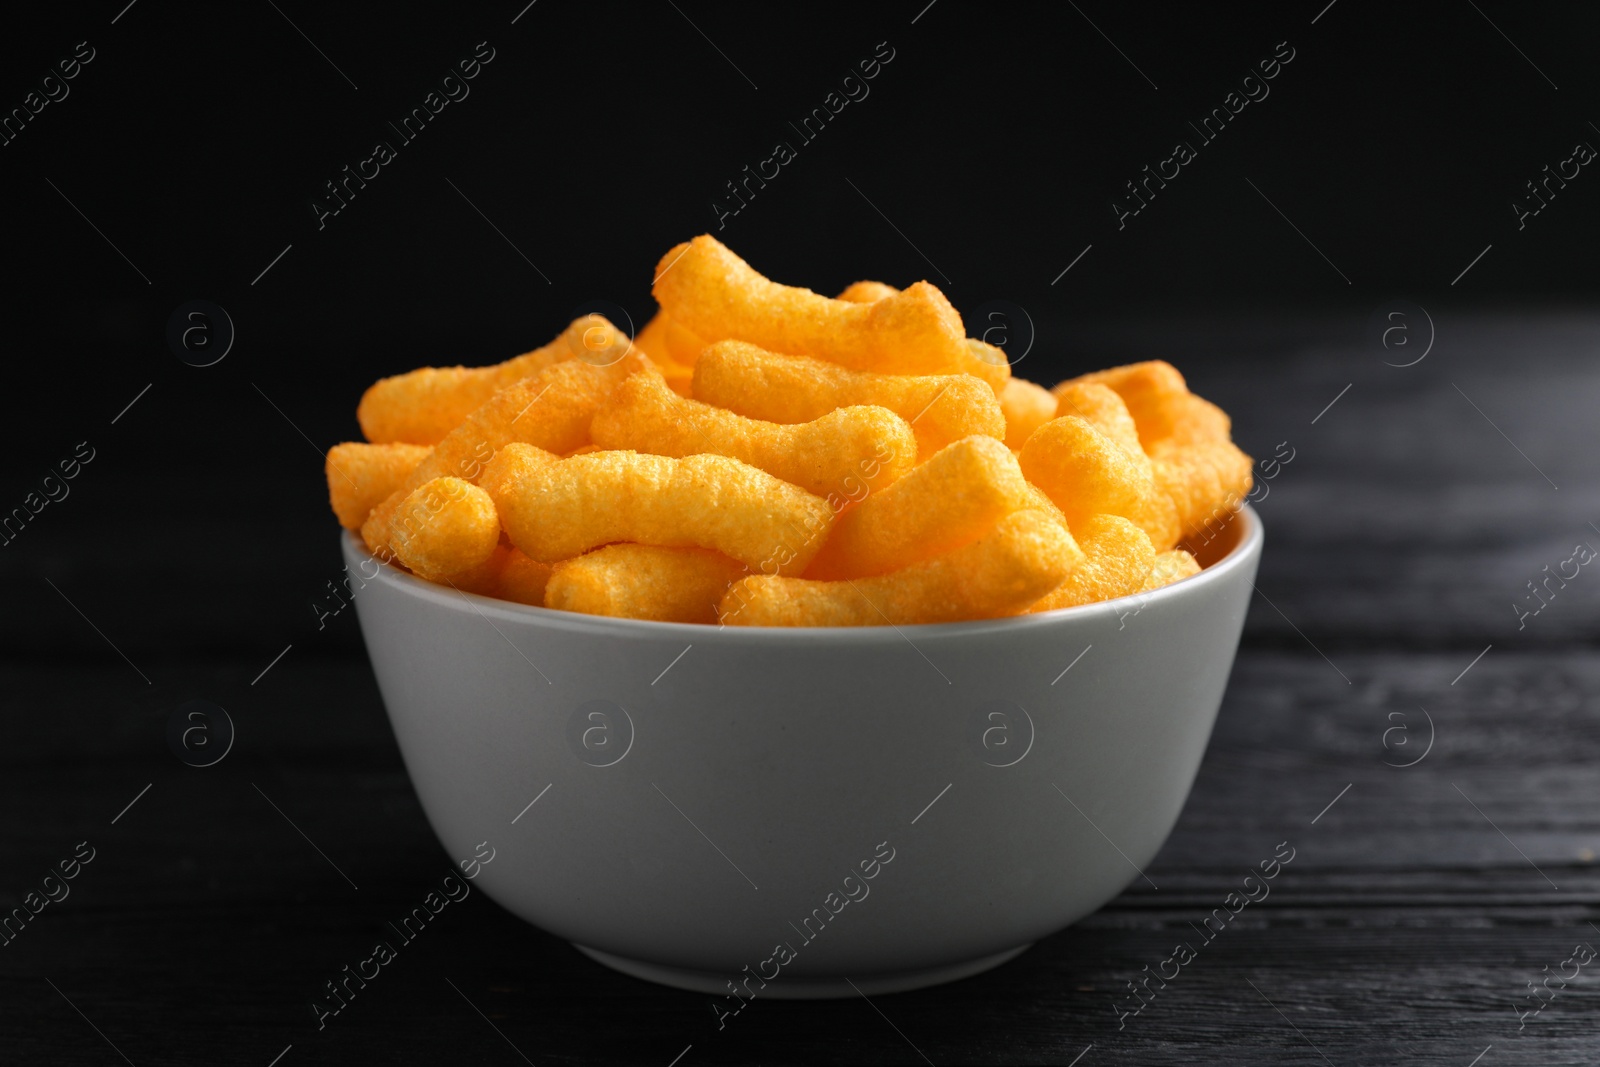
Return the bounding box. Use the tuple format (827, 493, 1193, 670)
(572, 942, 1033, 999)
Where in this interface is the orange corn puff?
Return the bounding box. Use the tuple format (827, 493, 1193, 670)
(1053, 361, 1192, 450)
(834, 278, 1006, 392)
(1027, 513, 1155, 613)
(590, 371, 915, 498)
(691, 340, 1003, 457)
(1152, 435, 1253, 543)
(836, 280, 900, 303)
(653, 235, 970, 378)
(1018, 416, 1151, 524)
(1049, 382, 1181, 548)
(477, 442, 562, 502)
(388, 477, 501, 582)
(488, 451, 833, 575)
(1163, 392, 1233, 445)
(1140, 548, 1202, 592)
(663, 316, 709, 367)
(546, 543, 748, 624)
(450, 544, 554, 606)
(720, 510, 1077, 626)
(1051, 381, 1145, 458)
(962, 339, 1012, 395)
(361, 351, 652, 559)
(805, 436, 1034, 580)
(632, 313, 672, 362)
(632, 315, 695, 395)
(326, 442, 430, 529)
(998, 378, 1058, 450)
(357, 316, 626, 445)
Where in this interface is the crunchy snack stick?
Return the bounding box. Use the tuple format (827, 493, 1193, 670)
(1140, 548, 1201, 592)
(1025, 483, 1069, 525)
(632, 313, 672, 362)
(662, 316, 710, 367)
(388, 477, 500, 581)
(1018, 416, 1151, 525)
(449, 544, 554, 605)
(1165, 393, 1233, 445)
(832, 279, 1009, 392)
(361, 351, 652, 559)
(546, 544, 748, 624)
(488, 451, 833, 575)
(636, 310, 708, 373)
(690, 341, 1004, 457)
(804, 436, 1036, 580)
(1133, 491, 1183, 553)
(998, 378, 1058, 450)
(1053, 360, 1192, 449)
(357, 316, 624, 445)
(720, 510, 1076, 626)
(496, 549, 555, 604)
(836, 280, 900, 303)
(632, 314, 690, 391)
(1049, 382, 1182, 548)
(1051, 381, 1145, 458)
(660, 365, 695, 398)
(653, 235, 972, 379)
(963, 340, 1013, 394)
(1115, 387, 1249, 544)
(621, 315, 697, 398)
(330, 236, 1251, 625)
(326, 442, 430, 529)
(590, 371, 915, 498)
(1057, 367, 1250, 546)
(1027, 513, 1155, 613)
(1152, 433, 1253, 543)
(477, 442, 561, 501)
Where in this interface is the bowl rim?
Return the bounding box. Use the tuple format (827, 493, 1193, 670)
(341, 504, 1262, 644)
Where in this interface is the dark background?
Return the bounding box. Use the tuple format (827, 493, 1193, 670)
(2, 0, 1596, 659)
(3, 2, 1598, 1065)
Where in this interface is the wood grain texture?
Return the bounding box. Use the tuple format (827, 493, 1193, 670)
(3, 315, 1598, 1064)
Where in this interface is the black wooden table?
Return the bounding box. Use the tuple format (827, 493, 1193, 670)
(4, 312, 1597, 1065)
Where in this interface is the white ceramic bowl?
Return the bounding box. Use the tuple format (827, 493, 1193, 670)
(343, 507, 1261, 998)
